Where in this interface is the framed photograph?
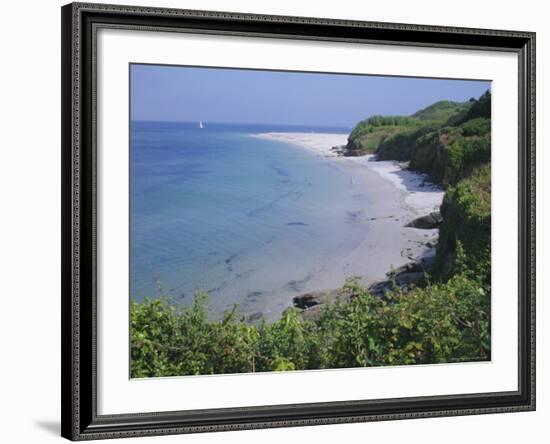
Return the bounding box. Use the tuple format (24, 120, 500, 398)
(61, 2, 535, 440)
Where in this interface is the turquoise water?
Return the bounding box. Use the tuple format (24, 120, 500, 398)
(130, 121, 373, 319)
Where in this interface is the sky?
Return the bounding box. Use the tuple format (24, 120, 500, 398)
(131, 64, 490, 128)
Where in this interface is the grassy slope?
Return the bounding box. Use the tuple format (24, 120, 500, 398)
(413, 99, 472, 122)
(345, 100, 474, 158)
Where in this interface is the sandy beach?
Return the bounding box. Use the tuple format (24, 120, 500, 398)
(251, 132, 444, 316)
(349, 155, 444, 215)
(253, 132, 349, 157)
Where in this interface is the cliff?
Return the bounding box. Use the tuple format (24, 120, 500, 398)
(345, 90, 492, 283)
(346, 92, 491, 185)
(434, 165, 491, 283)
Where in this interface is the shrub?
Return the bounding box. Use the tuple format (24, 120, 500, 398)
(443, 133, 490, 175)
(131, 271, 491, 378)
(436, 165, 491, 283)
(460, 117, 491, 137)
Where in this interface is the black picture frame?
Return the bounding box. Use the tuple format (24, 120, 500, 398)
(61, 2, 536, 440)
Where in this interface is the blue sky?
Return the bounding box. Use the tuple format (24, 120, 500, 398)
(131, 64, 490, 127)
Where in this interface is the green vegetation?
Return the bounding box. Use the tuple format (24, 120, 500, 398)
(130, 90, 492, 378)
(346, 94, 490, 184)
(435, 165, 491, 283)
(346, 116, 420, 156)
(355, 92, 492, 186)
(454, 90, 491, 125)
(345, 99, 477, 158)
(349, 115, 418, 139)
(412, 99, 472, 122)
(131, 267, 490, 377)
(375, 125, 437, 161)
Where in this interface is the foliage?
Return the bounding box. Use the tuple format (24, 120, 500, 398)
(459, 117, 491, 137)
(412, 100, 473, 122)
(375, 125, 438, 161)
(443, 133, 490, 174)
(131, 295, 259, 377)
(131, 269, 491, 377)
(345, 126, 401, 155)
(346, 115, 421, 155)
(454, 90, 491, 125)
(349, 115, 418, 140)
(367, 92, 492, 186)
(435, 165, 491, 283)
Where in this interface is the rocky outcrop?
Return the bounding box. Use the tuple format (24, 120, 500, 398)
(293, 289, 347, 309)
(299, 304, 324, 321)
(367, 262, 427, 298)
(342, 140, 369, 157)
(407, 135, 463, 186)
(246, 312, 264, 323)
(406, 211, 443, 229)
(293, 288, 353, 320)
(330, 145, 347, 156)
(390, 261, 425, 275)
(293, 260, 431, 320)
(368, 272, 424, 298)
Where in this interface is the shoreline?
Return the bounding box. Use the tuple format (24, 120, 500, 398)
(348, 155, 444, 215)
(253, 131, 444, 215)
(251, 131, 444, 319)
(251, 132, 348, 157)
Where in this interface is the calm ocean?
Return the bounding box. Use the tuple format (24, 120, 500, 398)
(130, 121, 373, 319)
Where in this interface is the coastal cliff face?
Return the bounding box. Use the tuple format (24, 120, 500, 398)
(346, 92, 491, 186)
(408, 116, 491, 186)
(435, 165, 491, 282)
(344, 91, 492, 283)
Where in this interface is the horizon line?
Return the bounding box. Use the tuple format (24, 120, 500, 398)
(130, 119, 354, 128)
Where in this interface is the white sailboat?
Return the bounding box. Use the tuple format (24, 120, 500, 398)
(199, 120, 204, 129)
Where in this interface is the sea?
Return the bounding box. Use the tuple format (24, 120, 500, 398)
(130, 121, 374, 320)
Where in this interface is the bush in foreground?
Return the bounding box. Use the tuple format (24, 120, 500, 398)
(131, 269, 490, 378)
